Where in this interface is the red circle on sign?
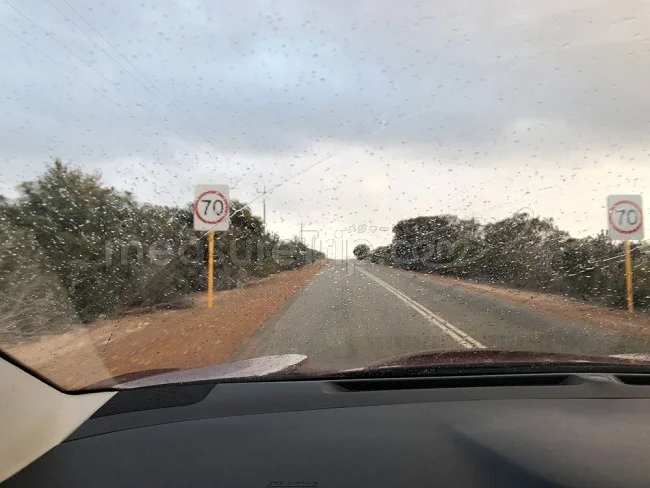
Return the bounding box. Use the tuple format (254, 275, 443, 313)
(194, 190, 230, 225)
(608, 200, 643, 235)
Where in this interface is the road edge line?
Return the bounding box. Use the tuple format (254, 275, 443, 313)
(356, 265, 486, 350)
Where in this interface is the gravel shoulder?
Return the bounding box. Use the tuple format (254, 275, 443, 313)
(414, 272, 650, 340)
(5, 261, 325, 390)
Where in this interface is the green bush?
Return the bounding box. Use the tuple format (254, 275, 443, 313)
(386, 212, 649, 310)
(0, 161, 323, 339)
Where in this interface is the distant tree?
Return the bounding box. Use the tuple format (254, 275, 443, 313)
(384, 210, 649, 310)
(481, 213, 568, 287)
(369, 245, 393, 265)
(353, 244, 370, 260)
(391, 215, 482, 273)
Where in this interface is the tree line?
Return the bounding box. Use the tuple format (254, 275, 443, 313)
(0, 161, 324, 341)
(356, 213, 650, 311)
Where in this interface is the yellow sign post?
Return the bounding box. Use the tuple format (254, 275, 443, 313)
(193, 185, 230, 309)
(208, 231, 215, 309)
(607, 194, 643, 314)
(624, 240, 634, 313)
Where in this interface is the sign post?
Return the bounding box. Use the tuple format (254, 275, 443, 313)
(208, 231, 215, 308)
(624, 240, 633, 312)
(194, 185, 230, 308)
(607, 195, 644, 313)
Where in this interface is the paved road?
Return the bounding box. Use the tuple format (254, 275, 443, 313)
(237, 260, 650, 369)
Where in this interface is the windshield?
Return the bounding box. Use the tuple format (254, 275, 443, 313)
(1, 0, 649, 391)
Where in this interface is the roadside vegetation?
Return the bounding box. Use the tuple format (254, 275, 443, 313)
(0, 161, 324, 341)
(355, 214, 650, 311)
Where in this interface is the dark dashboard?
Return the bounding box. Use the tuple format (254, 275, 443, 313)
(6, 372, 650, 487)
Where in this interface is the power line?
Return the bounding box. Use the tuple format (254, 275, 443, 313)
(49, 0, 225, 164)
(0, 21, 196, 186)
(4, 0, 225, 214)
(3, 0, 152, 112)
(10, 0, 226, 184)
(198, 109, 420, 238)
(0, 22, 124, 110)
(565, 243, 644, 277)
(197, 149, 342, 239)
(256, 185, 267, 224)
(43, 0, 152, 90)
(59, 0, 180, 101)
(205, 106, 435, 237)
(57, 0, 152, 81)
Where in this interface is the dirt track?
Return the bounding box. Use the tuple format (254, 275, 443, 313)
(6, 262, 325, 390)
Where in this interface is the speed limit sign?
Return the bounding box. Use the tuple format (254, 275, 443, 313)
(193, 185, 230, 231)
(607, 195, 644, 241)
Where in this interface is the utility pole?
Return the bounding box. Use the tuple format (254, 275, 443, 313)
(299, 222, 303, 242)
(256, 185, 266, 225)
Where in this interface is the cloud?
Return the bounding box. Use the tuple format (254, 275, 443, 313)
(0, 0, 648, 251)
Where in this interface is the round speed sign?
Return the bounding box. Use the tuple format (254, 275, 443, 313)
(194, 190, 229, 226)
(608, 199, 643, 235)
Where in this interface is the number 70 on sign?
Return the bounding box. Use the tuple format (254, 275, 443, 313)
(193, 185, 230, 231)
(607, 194, 644, 241)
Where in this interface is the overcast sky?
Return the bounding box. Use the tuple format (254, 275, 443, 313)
(0, 0, 648, 256)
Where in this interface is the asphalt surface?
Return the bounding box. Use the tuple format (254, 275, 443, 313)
(237, 260, 650, 369)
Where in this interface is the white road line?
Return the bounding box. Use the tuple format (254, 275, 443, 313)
(356, 265, 487, 350)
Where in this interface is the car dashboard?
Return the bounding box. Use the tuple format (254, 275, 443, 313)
(5, 372, 650, 487)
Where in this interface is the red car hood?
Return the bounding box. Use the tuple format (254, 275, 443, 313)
(88, 350, 650, 390)
(363, 350, 650, 369)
